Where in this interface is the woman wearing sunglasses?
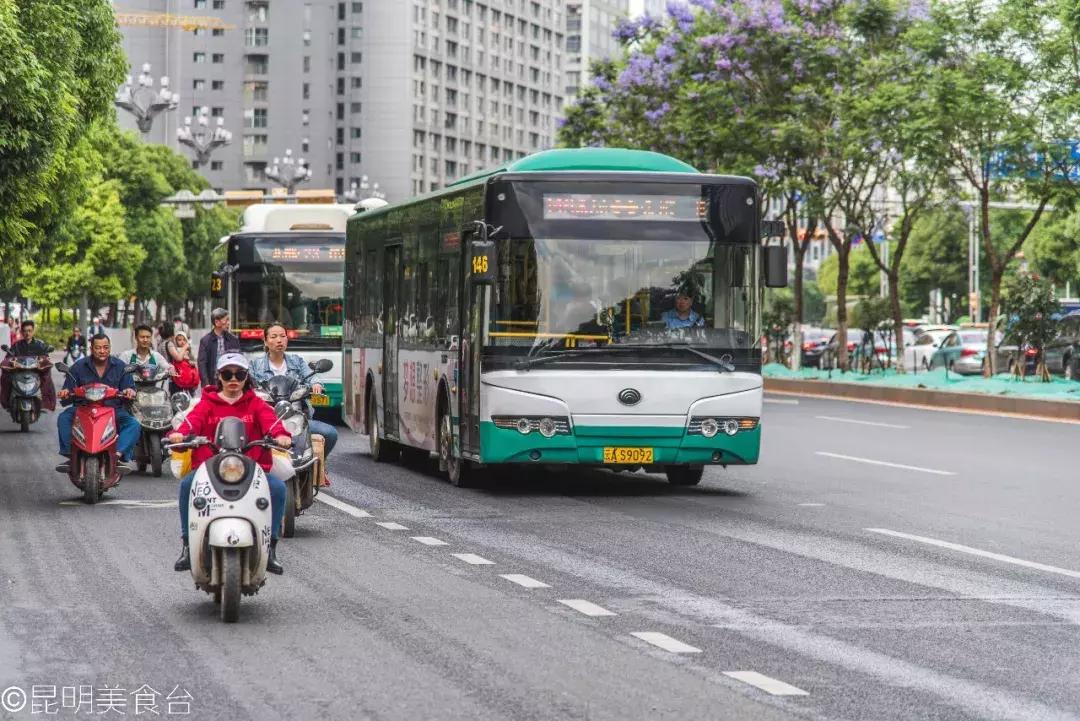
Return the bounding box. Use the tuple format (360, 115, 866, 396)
(167, 353, 291, 575)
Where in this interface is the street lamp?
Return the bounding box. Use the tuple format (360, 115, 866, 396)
(265, 149, 312, 195)
(114, 62, 179, 134)
(177, 107, 233, 168)
(344, 175, 386, 203)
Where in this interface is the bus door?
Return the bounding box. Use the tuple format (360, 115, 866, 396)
(460, 283, 485, 456)
(382, 243, 402, 440)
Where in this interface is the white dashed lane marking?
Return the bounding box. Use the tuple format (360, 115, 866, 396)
(630, 632, 702, 654)
(375, 521, 410, 531)
(723, 671, 809, 696)
(315, 493, 373, 518)
(866, 528, 1080, 580)
(816, 451, 955, 476)
(557, 599, 616, 617)
(500, 574, 551, 589)
(411, 536, 449, 546)
(815, 415, 909, 429)
(452, 553, 495, 565)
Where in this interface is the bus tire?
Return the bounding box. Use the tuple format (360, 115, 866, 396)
(666, 465, 704, 486)
(439, 405, 475, 488)
(368, 391, 398, 463)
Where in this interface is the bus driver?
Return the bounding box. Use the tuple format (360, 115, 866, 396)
(661, 289, 705, 330)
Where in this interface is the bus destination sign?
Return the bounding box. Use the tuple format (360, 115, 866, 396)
(256, 243, 346, 263)
(543, 193, 708, 222)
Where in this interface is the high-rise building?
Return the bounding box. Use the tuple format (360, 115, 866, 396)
(630, 0, 666, 16)
(361, 0, 566, 201)
(118, 1, 565, 202)
(564, 0, 629, 98)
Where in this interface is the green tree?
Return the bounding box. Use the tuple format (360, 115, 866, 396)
(899, 206, 969, 320)
(0, 0, 125, 282)
(1026, 210, 1080, 289)
(926, 0, 1080, 375)
(1002, 272, 1060, 380)
(817, 244, 882, 299)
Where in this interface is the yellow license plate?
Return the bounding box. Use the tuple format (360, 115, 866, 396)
(603, 447, 654, 464)
(309, 393, 330, 407)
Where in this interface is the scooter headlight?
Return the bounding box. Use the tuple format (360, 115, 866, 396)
(84, 386, 107, 402)
(282, 413, 306, 437)
(15, 378, 37, 393)
(218, 454, 246, 484)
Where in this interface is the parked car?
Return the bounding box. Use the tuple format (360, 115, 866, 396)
(905, 326, 956, 370)
(819, 332, 856, 370)
(799, 327, 834, 368)
(820, 329, 897, 370)
(1042, 312, 1080, 379)
(993, 331, 1039, 377)
(929, 328, 1006, 375)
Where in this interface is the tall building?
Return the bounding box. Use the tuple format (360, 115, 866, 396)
(362, 0, 566, 200)
(631, 0, 667, 16)
(117, 0, 360, 195)
(564, 0, 629, 98)
(117, 0, 565, 202)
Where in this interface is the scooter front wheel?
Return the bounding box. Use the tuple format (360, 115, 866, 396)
(220, 548, 242, 623)
(18, 411, 28, 433)
(149, 434, 163, 477)
(82, 456, 101, 504)
(282, 479, 297, 538)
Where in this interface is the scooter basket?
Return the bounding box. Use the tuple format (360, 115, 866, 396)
(312, 434, 327, 486)
(170, 449, 192, 479)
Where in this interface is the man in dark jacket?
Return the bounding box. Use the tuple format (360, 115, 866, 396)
(1, 319, 56, 412)
(197, 307, 239, 386)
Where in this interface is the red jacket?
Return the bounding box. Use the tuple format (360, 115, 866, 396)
(176, 388, 289, 472)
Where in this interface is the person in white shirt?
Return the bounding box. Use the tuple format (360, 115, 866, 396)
(118, 324, 174, 371)
(0, 319, 10, 351)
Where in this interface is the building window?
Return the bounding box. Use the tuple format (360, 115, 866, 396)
(212, 28, 225, 36)
(303, 56, 311, 73)
(213, 0, 225, 8)
(244, 27, 269, 47)
(352, 1, 362, 12)
(212, 53, 225, 63)
(242, 134, 268, 157)
(245, 56, 268, 74)
(210, 160, 224, 171)
(350, 102, 361, 114)
(351, 77, 362, 89)
(244, 108, 268, 128)
(351, 52, 363, 64)
(303, 82, 310, 100)
(212, 80, 225, 91)
(350, 127, 362, 139)
(193, 79, 206, 90)
(244, 81, 268, 102)
(194, 0, 206, 7)
(193, 52, 207, 63)
(243, 162, 266, 183)
(211, 106, 224, 117)
(351, 26, 362, 39)
(350, 152, 361, 163)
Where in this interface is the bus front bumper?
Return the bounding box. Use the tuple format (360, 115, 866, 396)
(478, 422, 760, 466)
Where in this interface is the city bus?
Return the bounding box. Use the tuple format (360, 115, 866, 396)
(217, 204, 355, 410)
(342, 148, 786, 486)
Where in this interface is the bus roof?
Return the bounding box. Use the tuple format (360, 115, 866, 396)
(447, 147, 699, 187)
(237, 204, 355, 234)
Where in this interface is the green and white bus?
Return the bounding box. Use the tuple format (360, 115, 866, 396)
(218, 204, 355, 410)
(342, 148, 785, 486)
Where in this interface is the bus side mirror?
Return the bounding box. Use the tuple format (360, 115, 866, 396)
(468, 239, 497, 286)
(764, 245, 788, 288)
(761, 220, 786, 239)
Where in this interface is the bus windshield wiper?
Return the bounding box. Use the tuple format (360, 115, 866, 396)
(648, 343, 736, 372)
(515, 346, 627, 370)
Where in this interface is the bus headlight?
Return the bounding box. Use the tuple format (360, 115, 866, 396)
(538, 417, 557, 438)
(689, 417, 758, 436)
(699, 418, 719, 438)
(515, 417, 532, 435)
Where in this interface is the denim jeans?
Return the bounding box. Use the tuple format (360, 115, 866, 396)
(57, 406, 140, 461)
(178, 467, 287, 542)
(308, 419, 338, 455)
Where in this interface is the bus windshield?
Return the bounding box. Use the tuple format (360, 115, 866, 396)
(230, 235, 345, 347)
(488, 236, 759, 356)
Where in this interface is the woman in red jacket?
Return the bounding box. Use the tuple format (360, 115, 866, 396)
(167, 353, 291, 575)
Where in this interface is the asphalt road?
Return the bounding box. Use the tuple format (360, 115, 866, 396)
(1, 387, 1079, 721)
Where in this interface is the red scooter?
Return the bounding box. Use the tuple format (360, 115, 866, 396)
(56, 362, 134, 504)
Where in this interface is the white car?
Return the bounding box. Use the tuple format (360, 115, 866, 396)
(903, 326, 956, 370)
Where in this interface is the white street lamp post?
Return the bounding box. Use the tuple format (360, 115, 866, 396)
(264, 149, 312, 196)
(114, 63, 179, 134)
(177, 106, 233, 168)
(344, 174, 387, 203)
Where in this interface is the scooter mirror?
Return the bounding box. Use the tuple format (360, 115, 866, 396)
(0, 345, 7, 352)
(308, 358, 333, 373)
(122, 363, 140, 374)
(55, 362, 70, 375)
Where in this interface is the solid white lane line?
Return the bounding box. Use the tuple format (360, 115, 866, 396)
(411, 536, 449, 546)
(452, 553, 495, 565)
(797, 503, 826, 507)
(558, 599, 617, 617)
(815, 452, 955, 476)
(375, 521, 410, 531)
(866, 528, 1080, 580)
(764, 398, 799, 405)
(723, 671, 809, 696)
(501, 574, 551, 589)
(314, 493, 373, 518)
(815, 415, 909, 429)
(630, 632, 702, 654)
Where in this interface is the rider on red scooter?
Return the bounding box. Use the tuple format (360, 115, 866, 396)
(0, 319, 57, 413)
(57, 334, 140, 471)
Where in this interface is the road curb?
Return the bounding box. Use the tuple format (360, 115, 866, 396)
(763, 376, 1080, 422)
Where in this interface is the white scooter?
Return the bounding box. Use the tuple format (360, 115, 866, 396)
(167, 417, 285, 623)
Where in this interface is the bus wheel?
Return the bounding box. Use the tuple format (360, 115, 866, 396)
(439, 408, 474, 488)
(666, 466, 704, 486)
(368, 392, 399, 463)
